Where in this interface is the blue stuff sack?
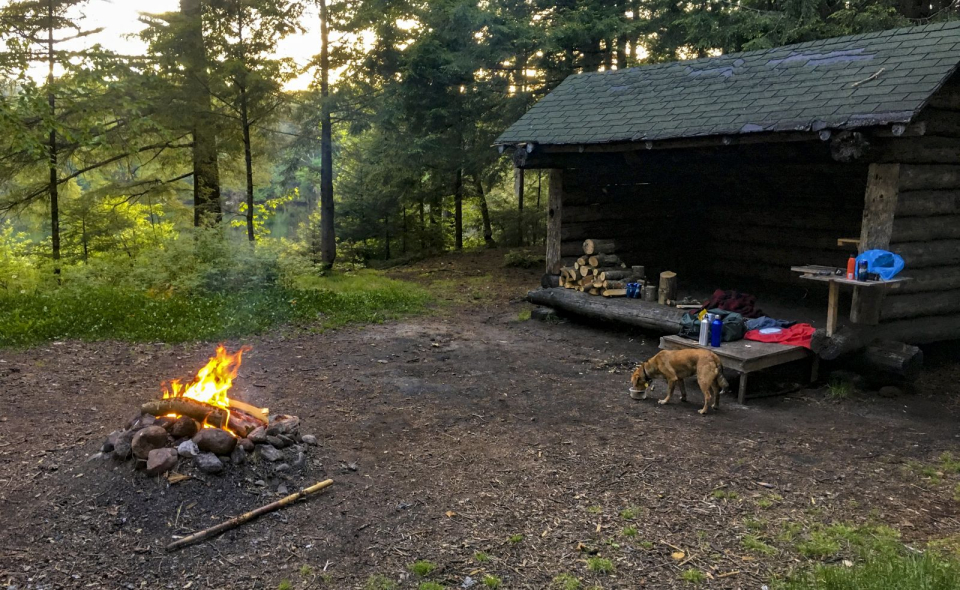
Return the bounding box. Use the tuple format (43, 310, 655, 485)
(856, 249, 905, 280)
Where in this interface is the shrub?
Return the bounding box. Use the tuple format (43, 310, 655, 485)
(503, 249, 544, 268)
(408, 560, 438, 577)
(586, 557, 614, 574)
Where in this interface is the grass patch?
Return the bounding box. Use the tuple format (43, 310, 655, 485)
(758, 494, 783, 509)
(277, 581, 292, 590)
(552, 573, 581, 590)
(711, 489, 739, 500)
(408, 560, 438, 577)
(508, 534, 524, 544)
(474, 551, 490, 563)
(779, 550, 960, 590)
(299, 565, 313, 577)
(622, 526, 638, 537)
(364, 575, 397, 590)
(586, 505, 603, 514)
(619, 506, 640, 520)
(744, 517, 766, 531)
(826, 379, 853, 401)
(639, 540, 655, 550)
(680, 569, 706, 584)
(742, 534, 777, 556)
(0, 273, 429, 347)
(586, 557, 614, 574)
(419, 583, 445, 590)
(482, 575, 501, 588)
(517, 309, 531, 321)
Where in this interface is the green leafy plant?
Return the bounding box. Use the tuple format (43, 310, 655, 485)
(552, 573, 581, 590)
(419, 583, 445, 590)
(619, 506, 640, 520)
(364, 575, 397, 590)
(277, 581, 293, 590)
(622, 526, 638, 537)
(826, 379, 853, 400)
(742, 534, 777, 556)
(509, 534, 524, 544)
(680, 569, 706, 584)
(474, 551, 490, 563)
(482, 575, 501, 588)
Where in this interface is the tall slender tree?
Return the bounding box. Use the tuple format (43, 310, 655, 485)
(317, 0, 336, 267)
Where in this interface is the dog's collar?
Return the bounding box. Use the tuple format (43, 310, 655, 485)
(641, 364, 650, 381)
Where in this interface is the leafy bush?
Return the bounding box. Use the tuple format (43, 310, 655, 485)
(503, 249, 544, 269)
(0, 229, 429, 347)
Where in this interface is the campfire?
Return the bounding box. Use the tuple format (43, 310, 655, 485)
(98, 345, 316, 477)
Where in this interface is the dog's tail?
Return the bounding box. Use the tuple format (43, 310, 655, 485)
(714, 361, 729, 393)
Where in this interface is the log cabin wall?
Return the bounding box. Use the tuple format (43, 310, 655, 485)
(559, 143, 867, 289)
(874, 74, 960, 342)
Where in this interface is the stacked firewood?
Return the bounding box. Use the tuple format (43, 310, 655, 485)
(558, 239, 645, 297)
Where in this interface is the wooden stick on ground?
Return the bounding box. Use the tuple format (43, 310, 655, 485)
(165, 479, 335, 552)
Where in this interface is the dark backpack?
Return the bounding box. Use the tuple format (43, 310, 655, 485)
(678, 308, 746, 342)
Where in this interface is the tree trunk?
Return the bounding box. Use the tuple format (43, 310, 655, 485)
(240, 86, 255, 242)
(181, 0, 222, 227)
(318, 0, 336, 267)
(527, 287, 685, 333)
(418, 197, 425, 250)
(47, 0, 60, 274)
(473, 177, 495, 248)
(401, 205, 407, 255)
(384, 213, 390, 260)
(454, 167, 463, 250)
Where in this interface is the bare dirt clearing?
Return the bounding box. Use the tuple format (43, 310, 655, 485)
(2, 250, 960, 589)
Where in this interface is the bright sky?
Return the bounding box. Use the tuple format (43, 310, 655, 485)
(57, 0, 323, 90)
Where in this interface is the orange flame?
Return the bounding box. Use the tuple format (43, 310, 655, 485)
(162, 345, 251, 427)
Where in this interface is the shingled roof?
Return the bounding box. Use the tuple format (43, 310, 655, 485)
(496, 21, 960, 146)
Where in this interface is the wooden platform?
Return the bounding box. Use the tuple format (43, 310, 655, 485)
(659, 335, 815, 404)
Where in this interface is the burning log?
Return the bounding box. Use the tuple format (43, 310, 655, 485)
(140, 399, 264, 438)
(165, 479, 335, 551)
(142, 398, 227, 428)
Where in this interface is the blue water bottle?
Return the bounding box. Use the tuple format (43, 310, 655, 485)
(710, 314, 723, 347)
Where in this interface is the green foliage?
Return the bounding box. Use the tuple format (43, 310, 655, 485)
(622, 526, 638, 538)
(0, 231, 428, 347)
(742, 534, 777, 556)
(680, 569, 706, 584)
(779, 546, 960, 590)
(503, 249, 544, 269)
(508, 534, 524, 544)
(419, 583, 445, 590)
(474, 552, 490, 563)
(711, 489, 739, 500)
(277, 581, 292, 590)
(553, 573, 581, 590)
(586, 557, 614, 574)
(827, 379, 853, 401)
(619, 506, 640, 520)
(408, 560, 438, 577)
(482, 575, 501, 589)
(364, 575, 397, 590)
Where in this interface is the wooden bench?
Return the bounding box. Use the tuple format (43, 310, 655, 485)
(659, 335, 816, 404)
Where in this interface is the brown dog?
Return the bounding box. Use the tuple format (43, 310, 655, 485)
(631, 349, 729, 415)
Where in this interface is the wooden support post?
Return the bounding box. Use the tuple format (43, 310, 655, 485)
(826, 281, 839, 336)
(545, 169, 563, 274)
(852, 163, 900, 324)
(738, 373, 748, 405)
(514, 167, 524, 247)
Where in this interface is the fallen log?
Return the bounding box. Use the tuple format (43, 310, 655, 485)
(847, 341, 923, 382)
(588, 254, 620, 267)
(527, 288, 684, 333)
(166, 479, 334, 551)
(658, 271, 677, 305)
(811, 326, 864, 360)
(602, 289, 627, 297)
(599, 270, 629, 281)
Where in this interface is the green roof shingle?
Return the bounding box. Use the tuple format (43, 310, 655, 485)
(496, 22, 960, 146)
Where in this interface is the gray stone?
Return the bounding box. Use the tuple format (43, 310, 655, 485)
(278, 434, 296, 447)
(878, 385, 902, 398)
(230, 446, 246, 465)
(154, 416, 176, 431)
(291, 451, 306, 469)
(266, 435, 287, 449)
(169, 416, 199, 438)
(145, 448, 178, 476)
(195, 452, 224, 474)
(177, 440, 200, 458)
(102, 430, 123, 453)
(277, 484, 289, 495)
(132, 426, 168, 460)
(274, 462, 291, 473)
(113, 438, 133, 460)
(192, 428, 237, 456)
(239, 438, 255, 452)
(266, 415, 300, 437)
(247, 426, 267, 444)
(300, 434, 318, 446)
(258, 445, 283, 462)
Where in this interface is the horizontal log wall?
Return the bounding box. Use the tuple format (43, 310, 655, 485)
(560, 144, 865, 290)
(880, 74, 960, 324)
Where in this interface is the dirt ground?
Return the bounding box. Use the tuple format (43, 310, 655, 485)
(2, 249, 960, 590)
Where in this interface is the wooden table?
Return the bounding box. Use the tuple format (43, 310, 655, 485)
(790, 266, 910, 335)
(660, 335, 814, 404)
